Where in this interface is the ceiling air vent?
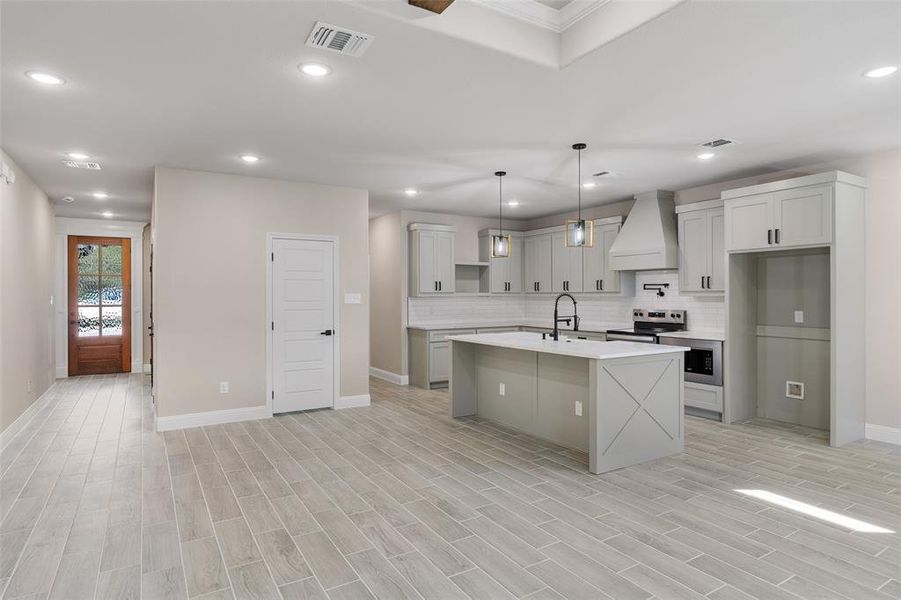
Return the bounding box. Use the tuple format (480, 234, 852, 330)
(305, 22, 374, 57)
(699, 138, 736, 148)
(593, 171, 611, 177)
(62, 160, 102, 170)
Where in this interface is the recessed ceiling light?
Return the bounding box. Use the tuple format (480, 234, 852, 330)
(582, 182, 596, 189)
(67, 151, 90, 160)
(864, 65, 898, 78)
(26, 71, 65, 85)
(299, 63, 331, 77)
(240, 154, 260, 163)
(101, 211, 114, 218)
(404, 188, 418, 196)
(92, 191, 109, 199)
(507, 200, 520, 207)
(697, 152, 715, 160)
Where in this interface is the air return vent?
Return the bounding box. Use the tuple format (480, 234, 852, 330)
(593, 171, 611, 177)
(305, 22, 374, 57)
(699, 138, 736, 148)
(62, 160, 102, 170)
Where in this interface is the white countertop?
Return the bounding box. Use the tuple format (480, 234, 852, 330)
(408, 320, 632, 333)
(448, 332, 689, 360)
(656, 330, 725, 342)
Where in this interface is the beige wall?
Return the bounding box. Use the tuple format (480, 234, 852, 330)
(142, 224, 151, 370)
(0, 151, 56, 432)
(153, 167, 369, 418)
(369, 213, 403, 375)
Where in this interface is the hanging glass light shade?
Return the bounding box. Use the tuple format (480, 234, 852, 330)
(491, 170, 511, 258)
(565, 143, 594, 247)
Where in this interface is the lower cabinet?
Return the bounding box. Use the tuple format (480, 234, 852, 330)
(409, 328, 477, 389)
(429, 341, 450, 382)
(684, 381, 724, 413)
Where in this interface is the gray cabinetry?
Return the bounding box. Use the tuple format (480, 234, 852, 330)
(583, 218, 626, 293)
(551, 230, 583, 293)
(677, 202, 725, 293)
(524, 233, 552, 293)
(479, 230, 523, 293)
(409, 223, 456, 295)
(724, 185, 832, 252)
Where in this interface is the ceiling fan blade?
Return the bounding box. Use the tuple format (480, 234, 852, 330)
(408, 0, 455, 14)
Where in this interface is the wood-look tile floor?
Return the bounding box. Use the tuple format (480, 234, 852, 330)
(1, 374, 899, 599)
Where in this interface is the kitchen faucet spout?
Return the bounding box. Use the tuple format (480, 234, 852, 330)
(552, 293, 579, 341)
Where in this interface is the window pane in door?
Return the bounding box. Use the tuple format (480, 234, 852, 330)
(78, 244, 99, 273)
(78, 275, 100, 305)
(101, 275, 123, 304)
(101, 244, 122, 274)
(78, 306, 100, 337)
(101, 307, 122, 336)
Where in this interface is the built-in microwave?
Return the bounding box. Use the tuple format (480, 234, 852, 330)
(660, 337, 722, 387)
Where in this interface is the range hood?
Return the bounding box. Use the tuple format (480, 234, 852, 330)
(609, 190, 678, 271)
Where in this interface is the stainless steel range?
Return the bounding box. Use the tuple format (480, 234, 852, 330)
(605, 308, 686, 343)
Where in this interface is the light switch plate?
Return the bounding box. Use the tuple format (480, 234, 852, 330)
(344, 293, 362, 304)
(499, 383, 505, 396)
(794, 310, 804, 324)
(574, 400, 583, 416)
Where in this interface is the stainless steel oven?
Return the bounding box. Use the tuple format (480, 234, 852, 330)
(660, 337, 722, 386)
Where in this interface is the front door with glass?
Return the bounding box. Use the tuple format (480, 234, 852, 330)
(67, 236, 131, 375)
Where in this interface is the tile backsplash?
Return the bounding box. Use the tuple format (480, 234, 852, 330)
(407, 270, 724, 332)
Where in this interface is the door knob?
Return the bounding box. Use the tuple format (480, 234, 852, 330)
(320, 329, 333, 336)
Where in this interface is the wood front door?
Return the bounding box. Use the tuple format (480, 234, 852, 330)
(68, 236, 131, 375)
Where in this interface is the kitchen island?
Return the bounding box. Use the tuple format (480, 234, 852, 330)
(449, 332, 689, 474)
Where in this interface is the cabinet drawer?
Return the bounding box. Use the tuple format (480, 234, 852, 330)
(476, 327, 520, 334)
(428, 329, 475, 343)
(684, 382, 723, 412)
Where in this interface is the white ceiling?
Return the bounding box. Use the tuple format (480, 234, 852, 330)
(2, 0, 899, 222)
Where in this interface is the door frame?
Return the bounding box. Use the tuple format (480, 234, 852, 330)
(265, 233, 340, 416)
(55, 217, 146, 378)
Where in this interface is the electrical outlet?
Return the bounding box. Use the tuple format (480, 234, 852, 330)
(219, 381, 230, 394)
(499, 383, 505, 396)
(786, 381, 804, 399)
(574, 400, 583, 416)
(794, 310, 804, 324)
(26, 379, 33, 393)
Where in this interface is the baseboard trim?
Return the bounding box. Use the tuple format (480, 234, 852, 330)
(143, 363, 152, 374)
(865, 423, 901, 446)
(369, 367, 409, 386)
(131, 360, 143, 374)
(55, 367, 67, 379)
(0, 383, 57, 451)
(156, 405, 270, 432)
(336, 394, 371, 409)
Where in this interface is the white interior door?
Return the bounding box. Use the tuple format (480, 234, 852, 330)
(272, 238, 335, 413)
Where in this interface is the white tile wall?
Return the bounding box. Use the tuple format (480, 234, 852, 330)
(408, 270, 725, 333)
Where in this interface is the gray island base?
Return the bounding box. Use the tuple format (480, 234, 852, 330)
(449, 332, 689, 474)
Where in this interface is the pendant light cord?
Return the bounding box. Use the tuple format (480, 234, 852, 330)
(577, 145, 582, 222)
(499, 174, 503, 236)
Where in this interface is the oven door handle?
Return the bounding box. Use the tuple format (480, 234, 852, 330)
(606, 333, 657, 343)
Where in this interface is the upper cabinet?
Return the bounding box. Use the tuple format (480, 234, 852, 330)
(677, 203, 725, 293)
(524, 233, 552, 293)
(723, 183, 833, 252)
(479, 230, 523, 293)
(551, 231, 583, 293)
(409, 223, 456, 295)
(583, 217, 630, 294)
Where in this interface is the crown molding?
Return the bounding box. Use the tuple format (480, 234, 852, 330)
(468, 0, 610, 33)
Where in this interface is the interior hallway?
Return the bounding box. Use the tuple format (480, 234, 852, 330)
(0, 375, 898, 599)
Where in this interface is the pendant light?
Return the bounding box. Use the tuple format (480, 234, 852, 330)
(565, 143, 594, 247)
(491, 170, 511, 258)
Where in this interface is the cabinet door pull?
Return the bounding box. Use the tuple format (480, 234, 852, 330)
(706, 275, 712, 289)
(701, 275, 706, 289)
(775, 228, 780, 244)
(767, 229, 773, 245)
(600, 279, 604, 291)
(438, 281, 442, 291)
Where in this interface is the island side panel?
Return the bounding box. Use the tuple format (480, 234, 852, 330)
(473, 346, 537, 433)
(535, 354, 590, 452)
(589, 352, 684, 474)
(449, 340, 478, 417)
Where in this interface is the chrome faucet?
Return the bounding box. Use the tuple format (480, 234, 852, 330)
(551, 293, 579, 341)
